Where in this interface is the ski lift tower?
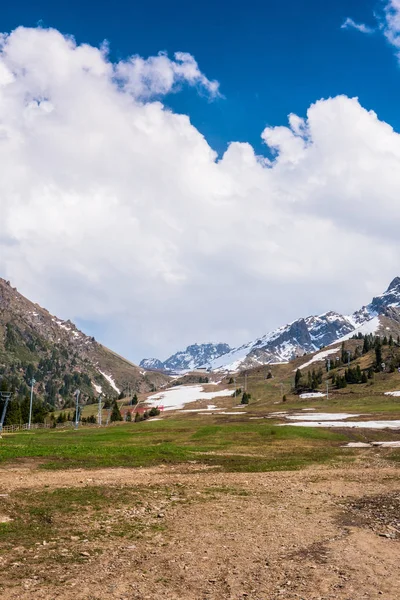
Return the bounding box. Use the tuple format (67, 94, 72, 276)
(97, 394, 103, 426)
(0, 391, 13, 436)
(28, 377, 36, 430)
(74, 389, 81, 430)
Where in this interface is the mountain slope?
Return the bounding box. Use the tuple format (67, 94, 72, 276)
(140, 343, 232, 373)
(141, 277, 400, 373)
(0, 278, 168, 406)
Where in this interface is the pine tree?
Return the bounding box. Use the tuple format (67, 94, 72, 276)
(375, 340, 383, 370)
(241, 392, 250, 404)
(294, 369, 302, 389)
(4, 400, 21, 426)
(362, 335, 370, 354)
(131, 393, 138, 406)
(110, 400, 123, 422)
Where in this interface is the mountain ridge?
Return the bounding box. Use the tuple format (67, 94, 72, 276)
(141, 278, 400, 373)
(0, 278, 168, 407)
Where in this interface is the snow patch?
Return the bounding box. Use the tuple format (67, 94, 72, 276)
(92, 382, 102, 394)
(299, 392, 326, 399)
(147, 385, 231, 411)
(286, 412, 361, 422)
(384, 391, 400, 397)
(98, 370, 120, 394)
(297, 348, 339, 371)
(337, 316, 380, 342)
(283, 420, 400, 429)
(344, 441, 400, 448)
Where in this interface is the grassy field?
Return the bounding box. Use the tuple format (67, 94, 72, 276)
(1, 415, 400, 472)
(4, 340, 400, 474)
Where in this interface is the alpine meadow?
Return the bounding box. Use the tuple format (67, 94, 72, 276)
(1, 1, 400, 599)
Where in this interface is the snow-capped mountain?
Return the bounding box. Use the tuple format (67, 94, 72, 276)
(140, 343, 232, 373)
(207, 311, 356, 372)
(140, 278, 400, 373)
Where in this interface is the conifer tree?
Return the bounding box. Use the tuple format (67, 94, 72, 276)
(375, 340, 383, 370)
(110, 400, 123, 422)
(294, 369, 302, 389)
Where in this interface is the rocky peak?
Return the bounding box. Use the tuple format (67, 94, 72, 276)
(386, 277, 400, 292)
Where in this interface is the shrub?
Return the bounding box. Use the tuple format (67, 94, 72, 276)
(149, 407, 160, 417)
(241, 392, 250, 405)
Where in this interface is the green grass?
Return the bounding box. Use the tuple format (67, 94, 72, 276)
(0, 419, 350, 472)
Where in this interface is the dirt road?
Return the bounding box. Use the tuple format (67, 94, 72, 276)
(0, 461, 399, 600)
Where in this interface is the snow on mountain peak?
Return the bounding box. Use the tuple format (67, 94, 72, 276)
(140, 278, 400, 374)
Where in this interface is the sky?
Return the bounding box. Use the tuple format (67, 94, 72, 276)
(1, 0, 400, 361)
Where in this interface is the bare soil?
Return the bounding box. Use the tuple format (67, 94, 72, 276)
(0, 461, 399, 600)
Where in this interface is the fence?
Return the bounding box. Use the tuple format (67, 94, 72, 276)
(1, 421, 110, 434)
(0, 404, 165, 434)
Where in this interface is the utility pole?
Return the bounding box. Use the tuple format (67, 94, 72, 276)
(28, 377, 36, 430)
(0, 391, 12, 435)
(347, 351, 351, 367)
(326, 381, 329, 400)
(97, 394, 103, 426)
(74, 389, 81, 430)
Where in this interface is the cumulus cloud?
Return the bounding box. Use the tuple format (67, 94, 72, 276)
(341, 18, 375, 34)
(115, 50, 221, 99)
(1, 26, 400, 361)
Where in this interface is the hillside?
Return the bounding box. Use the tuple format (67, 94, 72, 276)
(0, 278, 168, 408)
(141, 277, 400, 373)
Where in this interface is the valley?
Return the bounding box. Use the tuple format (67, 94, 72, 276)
(1, 279, 400, 599)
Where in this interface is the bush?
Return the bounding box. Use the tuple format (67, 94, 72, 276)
(149, 407, 160, 417)
(126, 411, 132, 422)
(241, 392, 250, 405)
(282, 395, 287, 402)
(134, 412, 143, 423)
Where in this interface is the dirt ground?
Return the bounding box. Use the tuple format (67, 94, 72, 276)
(0, 459, 399, 600)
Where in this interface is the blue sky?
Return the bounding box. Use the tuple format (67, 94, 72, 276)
(2, 1, 400, 361)
(2, 0, 398, 155)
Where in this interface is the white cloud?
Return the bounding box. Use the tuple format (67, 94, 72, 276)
(382, 0, 400, 51)
(341, 18, 374, 34)
(1, 27, 400, 362)
(115, 50, 221, 99)
(344, 1, 400, 60)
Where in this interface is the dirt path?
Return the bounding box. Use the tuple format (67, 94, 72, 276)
(0, 462, 399, 599)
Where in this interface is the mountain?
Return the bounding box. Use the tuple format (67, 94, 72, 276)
(0, 278, 168, 407)
(141, 277, 400, 373)
(140, 343, 232, 373)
